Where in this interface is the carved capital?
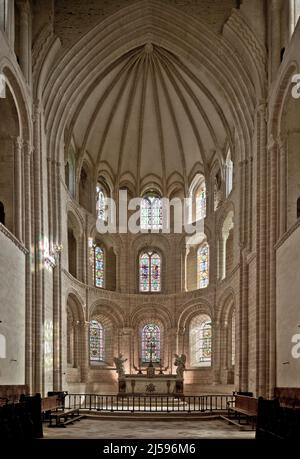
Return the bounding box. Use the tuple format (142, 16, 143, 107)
(267, 134, 277, 152)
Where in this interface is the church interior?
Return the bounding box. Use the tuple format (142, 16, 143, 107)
(1, 0, 300, 441)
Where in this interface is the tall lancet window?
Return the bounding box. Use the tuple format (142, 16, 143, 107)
(141, 323, 161, 363)
(188, 174, 206, 223)
(231, 311, 236, 366)
(195, 182, 206, 220)
(141, 193, 163, 230)
(94, 245, 105, 288)
(225, 149, 233, 197)
(197, 243, 209, 289)
(190, 315, 212, 367)
(89, 320, 104, 363)
(96, 184, 107, 221)
(139, 251, 161, 292)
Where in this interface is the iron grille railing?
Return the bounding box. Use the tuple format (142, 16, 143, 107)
(65, 394, 234, 413)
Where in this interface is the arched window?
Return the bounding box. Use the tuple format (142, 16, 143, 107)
(141, 193, 162, 230)
(195, 183, 206, 220)
(65, 148, 76, 197)
(297, 197, 300, 219)
(188, 174, 206, 223)
(67, 309, 74, 366)
(197, 243, 209, 289)
(214, 170, 222, 211)
(190, 315, 212, 367)
(231, 312, 235, 367)
(141, 323, 161, 363)
(139, 250, 161, 292)
(94, 245, 105, 288)
(225, 149, 233, 197)
(96, 184, 107, 221)
(89, 320, 104, 363)
(0, 201, 5, 225)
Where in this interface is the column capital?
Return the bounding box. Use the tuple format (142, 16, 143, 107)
(15, 136, 24, 150)
(267, 134, 278, 152)
(255, 101, 267, 115)
(277, 136, 286, 153)
(24, 141, 33, 157)
(32, 101, 42, 121)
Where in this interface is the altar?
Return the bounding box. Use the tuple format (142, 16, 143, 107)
(113, 352, 186, 397)
(118, 374, 182, 396)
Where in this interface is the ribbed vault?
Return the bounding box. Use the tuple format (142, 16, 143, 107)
(71, 43, 229, 193)
(40, 0, 264, 194)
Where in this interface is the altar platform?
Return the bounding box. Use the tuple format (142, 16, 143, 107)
(118, 374, 183, 396)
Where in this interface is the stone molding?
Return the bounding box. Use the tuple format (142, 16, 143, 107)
(0, 224, 28, 254)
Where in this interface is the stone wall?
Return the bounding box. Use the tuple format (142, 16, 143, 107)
(54, 0, 239, 48)
(0, 226, 26, 385)
(276, 223, 300, 387)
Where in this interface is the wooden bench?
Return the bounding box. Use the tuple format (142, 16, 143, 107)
(221, 395, 258, 430)
(48, 408, 84, 427)
(0, 385, 29, 403)
(274, 387, 300, 409)
(41, 396, 65, 422)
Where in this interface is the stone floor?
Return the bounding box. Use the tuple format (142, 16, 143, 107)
(43, 417, 255, 439)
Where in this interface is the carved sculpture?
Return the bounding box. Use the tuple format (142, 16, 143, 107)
(174, 354, 186, 379)
(113, 353, 127, 378)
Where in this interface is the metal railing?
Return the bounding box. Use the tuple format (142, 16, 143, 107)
(65, 394, 234, 413)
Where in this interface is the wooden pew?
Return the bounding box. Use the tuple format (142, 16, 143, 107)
(0, 385, 29, 403)
(221, 395, 258, 430)
(48, 407, 83, 427)
(274, 387, 300, 409)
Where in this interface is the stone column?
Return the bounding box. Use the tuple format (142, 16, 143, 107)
(268, 136, 278, 397)
(1, 0, 15, 47)
(119, 327, 133, 374)
(80, 321, 89, 383)
(24, 141, 33, 391)
(278, 137, 287, 236)
(167, 327, 177, 370)
(213, 320, 221, 384)
(113, 247, 120, 291)
(14, 137, 23, 241)
(289, 0, 295, 38)
(270, 0, 281, 82)
(53, 258, 61, 390)
(239, 248, 249, 392)
(256, 104, 267, 397)
(219, 322, 228, 384)
(221, 231, 229, 280)
(32, 102, 43, 394)
(17, 0, 31, 84)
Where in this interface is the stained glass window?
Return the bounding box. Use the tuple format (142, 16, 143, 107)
(231, 312, 235, 366)
(141, 323, 161, 363)
(139, 251, 161, 292)
(197, 243, 209, 289)
(190, 315, 212, 367)
(96, 185, 106, 221)
(94, 245, 104, 288)
(195, 184, 206, 220)
(141, 194, 162, 230)
(89, 320, 104, 362)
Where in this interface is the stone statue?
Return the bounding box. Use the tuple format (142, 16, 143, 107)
(174, 354, 186, 379)
(113, 353, 127, 378)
